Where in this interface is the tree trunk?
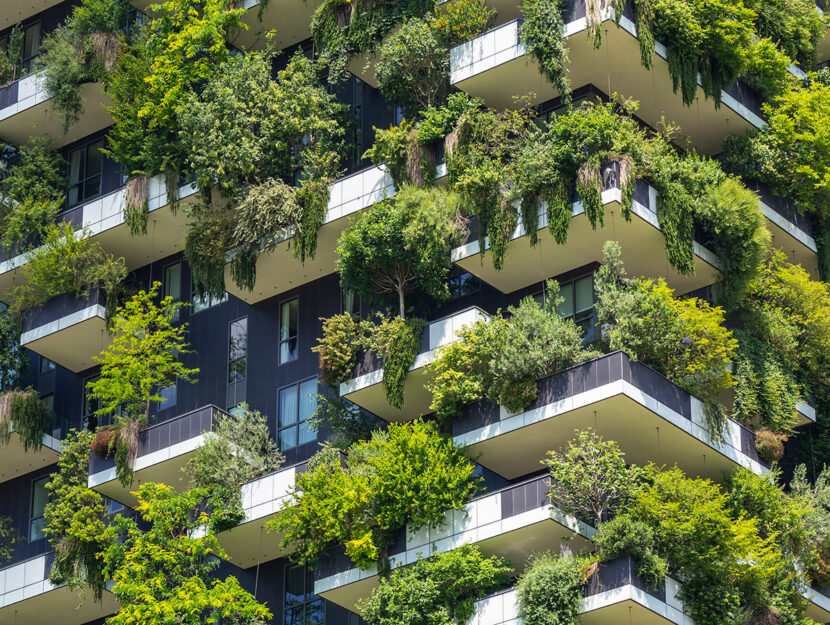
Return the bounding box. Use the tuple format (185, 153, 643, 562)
(397, 286, 405, 319)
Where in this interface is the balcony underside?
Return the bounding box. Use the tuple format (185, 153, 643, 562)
(318, 515, 591, 612)
(224, 217, 343, 305)
(458, 392, 750, 482)
(88, 437, 204, 507)
(452, 204, 719, 296)
(340, 352, 436, 422)
(0, 82, 111, 147)
(453, 21, 759, 155)
(805, 589, 830, 623)
(0, 1, 64, 30)
(218, 518, 287, 569)
(579, 596, 676, 625)
(21, 311, 110, 373)
(0, 587, 117, 625)
(233, 0, 315, 51)
(764, 215, 819, 279)
(0, 433, 60, 484)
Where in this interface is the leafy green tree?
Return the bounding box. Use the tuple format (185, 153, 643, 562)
(336, 185, 466, 318)
(0, 137, 65, 208)
(0, 516, 20, 565)
(185, 404, 283, 532)
(544, 429, 642, 528)
(516, 552, 591, 625)
(103, 483, 271, 625)
(88, 282, 198, 485)
(0, 314, 27, 392)
(270, 419, 480, 571)
(43, 430, 112, 599)
(594, 241, 737, 404)
(790, 464, 830, 585)
(359, 545, 511, 625)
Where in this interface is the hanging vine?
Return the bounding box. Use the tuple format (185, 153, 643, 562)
(0, 389, 53, 452)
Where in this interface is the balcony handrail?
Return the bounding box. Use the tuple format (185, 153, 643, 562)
(143, 403, 228, 433)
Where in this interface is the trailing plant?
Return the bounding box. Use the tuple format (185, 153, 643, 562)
(516, 552, 594, 625)
(594, 242, 737, 432)
(103, 483, 271, 625)
(519, 0, 569, 99)
(43, 429, 112, 600)
(270, 419, 480, 571)
(0, 516, 20, 565)
(358, 545, 512, 625)
(184, 202, 234, 301)
(310, 0, 435, 84)
(0, 24, 23, 85)
(427, 281, 594, 420)
(544, 429, 643, 528)
(9, 223, 127, 321)
(364, 313, 427, 409)
(336, 185, 466, 318)
(186, 405, 284, 533)
(0, 314, 27, 392)
(0, 388, 53, 452)
(310, 394, 378, 448)
(87, 282, 198, 486)
(743, 0, 825, 68)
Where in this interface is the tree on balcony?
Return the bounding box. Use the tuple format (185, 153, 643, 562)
(87, 282, 198, 486)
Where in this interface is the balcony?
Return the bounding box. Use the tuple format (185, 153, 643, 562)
(745, 180, 819, 278)
(0, 553, 118, 625)
(218, 462, 306, 568)
(805, 583, 830, 623)
(0, 175, 198, 305)
(0, 1, 64, 31)
(0, 73, 111, 147)
(0, 417, 64, 484)
(20, 287, 110, 373)
(450, 10, 764, 155)
(223, 164, 397, 305)
(234, 0, 314, 51)
(451, 165, 721, 296)
(452, 351, 768, 482)
(471, 556, 688, 625)
(339, 306, 490, 421)
(88, 404, 224, 506)
(313, 474, 594, 610)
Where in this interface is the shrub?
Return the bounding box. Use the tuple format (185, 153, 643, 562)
(185, 405, 284, 533)
(544, 429, 643, 528)
(90, 427, 118, 458)
(516, 552, 590, 625)
(593, 515, 668, 588)
(270, 420, 480, 571)
(358, 545, 511, 625)
(2, 197, 63, 252)
(432, 0, 497, 47)
(427, 282, 593, 420)
(790, 464, 830, 585)
(0, 516, 20, 565)
(594, 241, 737, 414)
(0, 137, 65, 208)
(313, 313, 365, 386)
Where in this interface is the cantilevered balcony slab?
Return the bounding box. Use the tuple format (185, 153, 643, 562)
(339, 307, 489, 421)
(218, 462, 306, 568)
(314, 474, 593, 610)
(224, 164, 396, 305)
(0, 553, 118, 625)
(471, 558, 690, 625)
(0, 1, 64, 31)
(0, 429, 61, 484)
(805, 583, 830, 623)
(746, 180, 820, 278)
(233, 0, 315, 51)
(20, 288, 110, 373)
(452, 351, 768, 482)
(0, 175, 198, 305)
(451, 12, 763, 155)
(88, 405, 224, 506)
(0, 74, 111, 147)
(451, 174, 721, 296)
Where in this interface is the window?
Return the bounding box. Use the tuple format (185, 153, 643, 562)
(84, 375, 122, 430)
(448, 267, 481, 300)
(39, 357, 55, 375)
(159, 384, 176, 410)
(278, 378, 317, 450)
(342, 289, 361, 317)
(29, 477, 48, 541)
(279, 298, 299, 364)
(20, 22, 41, 74)
(190, 280, 227, 314)
(165, 262, 182, 321)
(227, 317, 248, 408)
(67, 139, 104, 206)
(284, 564, 325, 625)
(557, 275, 595, 338)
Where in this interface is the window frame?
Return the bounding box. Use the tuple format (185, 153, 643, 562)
(283, 562, 326, 625)
(20, 21, 41, 74)
(227, 315, 248, 409)
(278, 296, 299, 365)
(66, 137, 105, 207)
(276, 377, 318, 451)
(29, 476, 48, 542)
